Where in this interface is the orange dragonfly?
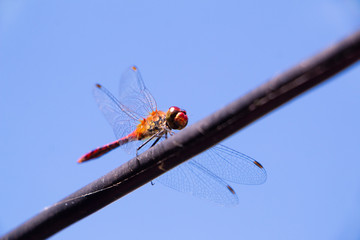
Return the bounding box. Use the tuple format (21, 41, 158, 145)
(79, 66, 266, 205)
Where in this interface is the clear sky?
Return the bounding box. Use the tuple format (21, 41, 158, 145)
(1, 1, 360, 239)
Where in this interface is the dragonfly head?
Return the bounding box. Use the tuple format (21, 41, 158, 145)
(166, 106, 188, 130)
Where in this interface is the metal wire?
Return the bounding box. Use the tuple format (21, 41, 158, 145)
(2, 30, 360, 240)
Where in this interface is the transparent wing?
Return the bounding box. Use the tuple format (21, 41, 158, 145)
(93, 84, 137, 139)
(118, 66, 157, 118)
(194, 144, 267, 184)
(92, 65, 157, 141)
(155, 160, 239, 206)
(154, 144, 266, 205)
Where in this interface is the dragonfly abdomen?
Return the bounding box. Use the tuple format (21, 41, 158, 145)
(78, 136, 132, 163)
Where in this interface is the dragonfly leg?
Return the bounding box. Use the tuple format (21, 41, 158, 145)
(149, 136, 162, 148)
(143, 132, 167, 186)
(136, 130, 165, 158)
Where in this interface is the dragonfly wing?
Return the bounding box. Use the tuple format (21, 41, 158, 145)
(93, 84, 138, 140)
(118, 66, 157, 118)
(154, 144, 266, 204)
(193, 144, 267, 185)
(154, 160, 239, 206)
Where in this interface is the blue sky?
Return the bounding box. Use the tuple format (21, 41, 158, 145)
(1, 1, 360, 239)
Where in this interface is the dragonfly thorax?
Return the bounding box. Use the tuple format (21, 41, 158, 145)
(135, 110, 168, 140)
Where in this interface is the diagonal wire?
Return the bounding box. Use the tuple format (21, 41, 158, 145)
(2, 30, 360, 240)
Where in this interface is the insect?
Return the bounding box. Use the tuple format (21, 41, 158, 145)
(79, 66, 266, 205)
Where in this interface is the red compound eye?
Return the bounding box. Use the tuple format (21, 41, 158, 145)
(166, 106, 188, 130)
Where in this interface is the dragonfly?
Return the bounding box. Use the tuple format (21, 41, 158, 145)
(78, 65, 267, 205)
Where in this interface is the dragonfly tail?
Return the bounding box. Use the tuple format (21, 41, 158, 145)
(78, 137, 131, 163)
